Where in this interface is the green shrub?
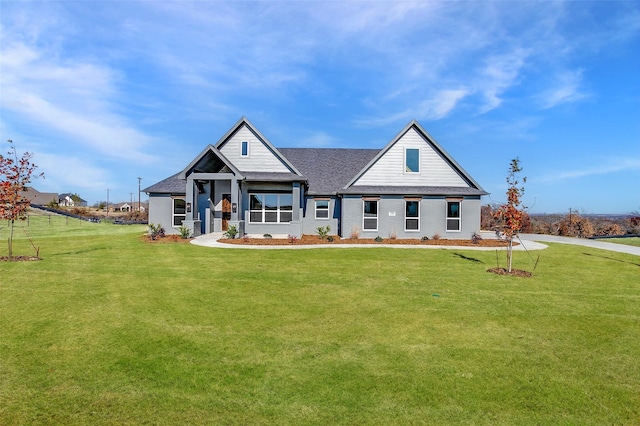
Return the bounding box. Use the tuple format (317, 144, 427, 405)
(316, 225, 331, 239)
(178, 225, 192, 239)
(224, 225, 239, 239)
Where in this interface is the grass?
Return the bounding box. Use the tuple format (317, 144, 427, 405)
(1, 217, 639, 425)
(606, 236, 640, 247)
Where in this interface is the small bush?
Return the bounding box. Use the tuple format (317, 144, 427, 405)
(263, 233, 272, 239)
(421, 235, 429, 242)
(224, 225, 239, 239)
(375, 236, 383, 242)
(432, 233, 441, 240)
(288, 234, 298, 244)
(327, 236, 334, 242)
(148, 223, 165, 240)
(316, 225, 331, 240)
(178, 225, 192, 239)
(389, 229, 397, 240)
(471, 232, 483, 244)
(350, 226, 360, 239)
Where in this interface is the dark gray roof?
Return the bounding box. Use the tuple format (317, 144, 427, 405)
(279, 148, 379, 195)
(340, 185, 488, 196)
(242, 172, 305, 182)
(143, 173, 185, 194)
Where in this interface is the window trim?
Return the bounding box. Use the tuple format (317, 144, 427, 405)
(172, 198, 186, 227)
(363, 199, 379, 231)
(249, 193, 293, 224)
(404, 147, 420, 174)
(405, 199, 420, 232)
(315, 199, 330, 220)
(241, 140, 249, 157)
(446, 200, 461, 232)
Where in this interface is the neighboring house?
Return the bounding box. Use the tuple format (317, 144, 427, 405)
(144, 117, 488, 239)
(19, 187, 58, 205)
(59, 193, 87, 207)
(113, 202, 132, 212)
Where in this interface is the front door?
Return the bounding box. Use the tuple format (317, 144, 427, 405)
(222, 194, 231, 231)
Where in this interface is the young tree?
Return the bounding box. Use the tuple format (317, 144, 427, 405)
(0, 140, 44, 258)
(494, 158, 526, 273)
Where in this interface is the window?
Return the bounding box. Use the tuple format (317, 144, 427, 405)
(405, 148, 420, 173)
(249, 193, 293, 223)
(315, 199, 329, 219)
(241, 141, 249, 157)
(173, 198, 186, 227)
(446, 201, 461, 231)
(405, 200, 420, 231)
(363, 200, 378, 230)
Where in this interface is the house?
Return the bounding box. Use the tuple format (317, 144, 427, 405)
(144, 117, 488, 239)
(19, 187, 58, 205)
(113, 202, 132, 212)
(58, 193, 87, 207)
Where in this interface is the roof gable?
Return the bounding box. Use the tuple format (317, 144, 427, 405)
(178, 145, 242, 179)
(215, 117, 302, 175)
(345, 120, 484, 191)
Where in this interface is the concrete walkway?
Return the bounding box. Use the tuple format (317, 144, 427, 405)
(191, 232, 549, 251)
(519, 233, 640, 256)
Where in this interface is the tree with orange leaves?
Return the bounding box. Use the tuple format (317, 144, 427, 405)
(0, 140, 44, 258)
(494, 158, 526, 273)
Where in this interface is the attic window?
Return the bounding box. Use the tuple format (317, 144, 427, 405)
(405, 148, 420, 173)
(241, 141, 249, 157)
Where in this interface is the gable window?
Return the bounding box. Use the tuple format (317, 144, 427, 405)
(241, 141, 249, 157)
(249, 193, 292, 223)
(405, 148, 420, 173)
(363, 199, 378, 231)
(315, 199, 329, 219)
(446, 201, 461, 231)
(173, 198, 186, 227)
(405, 200, 420, 231)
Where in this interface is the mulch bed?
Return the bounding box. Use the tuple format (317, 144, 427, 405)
(486, 267, 532, 277)
(142, 235, 193, 244)
(0, 256, 41, 262)
(221, 235, 513, 247)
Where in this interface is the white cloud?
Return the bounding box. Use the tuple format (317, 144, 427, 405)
(539, 158, 640, 183)
(538, 70, 589, 109)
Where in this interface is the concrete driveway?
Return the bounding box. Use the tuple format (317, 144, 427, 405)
(519, 233, 640, 257)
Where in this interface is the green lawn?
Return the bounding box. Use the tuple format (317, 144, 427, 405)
(606, 236, 640, 247)
(1, 217, 639, 425)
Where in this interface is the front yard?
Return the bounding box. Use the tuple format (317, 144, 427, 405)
(1, 218, 639, 424)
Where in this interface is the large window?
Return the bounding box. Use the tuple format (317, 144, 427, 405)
(405, 200, 420, 231)
(363, 199, 378, 230)
(173, 198, 186, 227)
(315, 199, 329, 219)
(405, 148, 420, 173)
(446, 201, 461, 231)
(249, 193, 293, 223)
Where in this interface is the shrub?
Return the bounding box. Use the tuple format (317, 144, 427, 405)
(471, 232, 483, 244)
(263, 233, 272, 239)
(389, 229, 397, 240)
(224, 225, 239, 239)
(288, 234, 298, 244)
(178, 225, 192, 239)
(316, 225, 331, 240)
(327, 236, 334, 242)
(148, 223, 165, 240)
(375, 236, 383, 242)
(421, 236, 429, 242)
(432, 233, 441, 240)
(350, 226, 360, 239)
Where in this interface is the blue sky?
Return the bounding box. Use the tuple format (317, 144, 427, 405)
(1, 1, 639, 213)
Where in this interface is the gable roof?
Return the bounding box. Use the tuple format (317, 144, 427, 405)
(177, 145, 242, 179)
(143, 173, 185, 194)
(215, 117, 303, 176)
(344, 120, 486, 192)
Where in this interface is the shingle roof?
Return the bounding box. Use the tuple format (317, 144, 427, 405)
(340, 185, 488, 196)
(143, 173, 185, 194)
(279, 148, 379, 195)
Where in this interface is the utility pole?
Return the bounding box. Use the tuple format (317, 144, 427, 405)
(137, 177, 142, 212)
(130, 192, 133, 212)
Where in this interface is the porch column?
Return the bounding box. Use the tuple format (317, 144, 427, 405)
(292, 182, 301, 221)
(230, 178, 239, 221)
(185, 176, 195, 221)
(183, 175, 202, 236)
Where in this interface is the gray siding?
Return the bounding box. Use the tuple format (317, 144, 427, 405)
(341, 196, 481, 239)
(219, 124, 290, 173)
(148, 194, 181, 235)
(353, 127, 468, 187)
(301, 197, 339, 236)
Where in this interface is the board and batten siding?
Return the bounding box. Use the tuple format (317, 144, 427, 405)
(352, 128, 468, 187)
(219, 124, 290, 173)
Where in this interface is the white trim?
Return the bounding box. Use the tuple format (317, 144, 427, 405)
(446, 200, 461, 232)
(172, 198, 186, 228)
(249, 193, 293, 224)
(404, 147, 420, 174)
(362, 199, 378, 231)
(315, 199, 330, 220)
(240, 140, 250, 157)
(404, 199, 420, 232)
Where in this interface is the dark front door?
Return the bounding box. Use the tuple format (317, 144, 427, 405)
(222, 194, 231, 231)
